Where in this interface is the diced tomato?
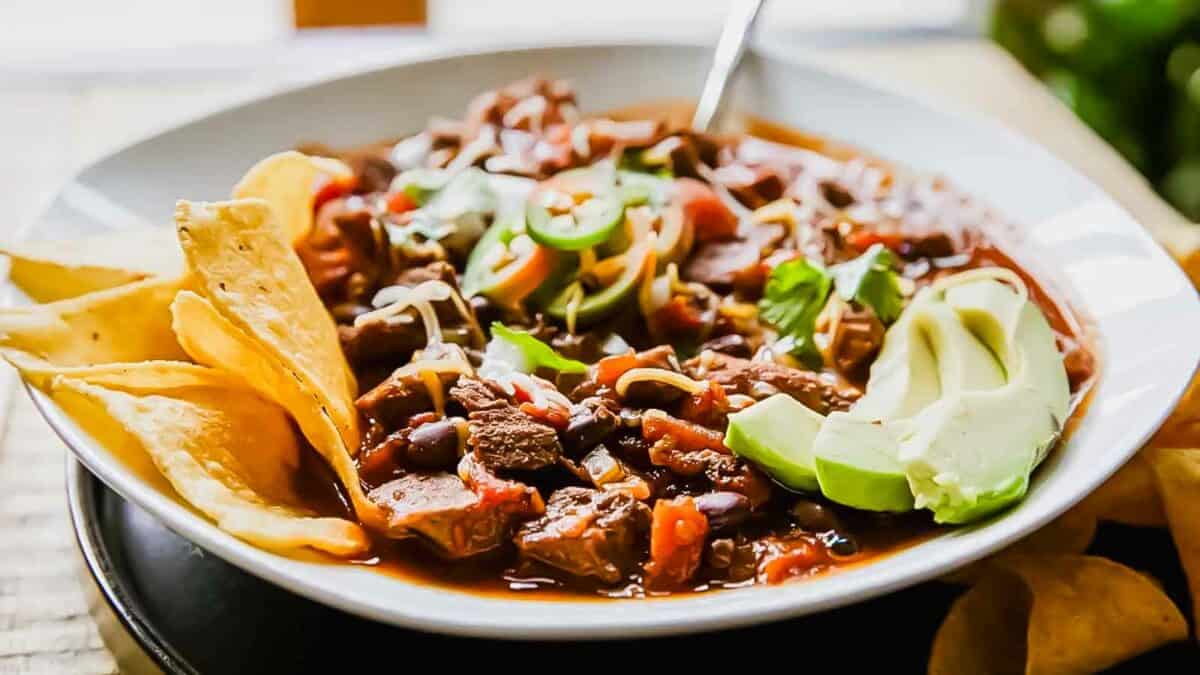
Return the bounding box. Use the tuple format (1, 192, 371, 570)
(678, 381, 731, 429)
(757, 538, 826, 584)
(846, 229, 903, 254)
(594, 351, 641, 388)
(312, 175, 358, 213)
(641, 409, 728, 453)
(675, 177, 738, 242)
(385, 190, 419, 214)
(520, 401, 570, 430)
(653, 295, 707, 334)
(645, 496, 709, 589)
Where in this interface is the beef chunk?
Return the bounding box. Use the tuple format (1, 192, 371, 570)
(514, 487, 651, 583)
(828, 303, 884, 380)
(648, 436, 772, 508)
(683, 351, 859, 414)
(681, 222, 786, 289)
(339, 320, 427, 372)
(297, 141, 397, 194)
(296, 197, 389, 304)
(356, 370, 432, 427)
(369, 462, 542, 558)
(449, 377, 510, 412)
(468, 405, 561, 470)
(338, 261, 478, 371)
(560, 397, 620, 456)
(369, 473, 500, 558)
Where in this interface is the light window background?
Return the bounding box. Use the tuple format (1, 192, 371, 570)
(0, 0, 977, 72)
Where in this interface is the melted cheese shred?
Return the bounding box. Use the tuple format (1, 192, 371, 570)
(354, 280, 455, 344)
(930, 266, 1029, 305)
(614, 368, 709, 398)
(390, 357, 475, 420)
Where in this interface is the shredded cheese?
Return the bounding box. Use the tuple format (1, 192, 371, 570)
(930, 267, 1029, 305)
(578, 247, 597, 278)
(564, 282, 584, 336)
(420, 368, 447, 418)
(452, 417, 470, 457)
(727, 394, 757, 410)
(355, 279, 454, 344)
(614, 367, 708, 398)
(636, 234, 660, 320)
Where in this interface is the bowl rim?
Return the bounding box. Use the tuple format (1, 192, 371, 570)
(17, 36, 1200, 639)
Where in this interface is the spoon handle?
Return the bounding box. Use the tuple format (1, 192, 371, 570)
(691, 0, 766, 132)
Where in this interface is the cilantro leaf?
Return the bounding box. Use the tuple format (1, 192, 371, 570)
(757, 258, 833, 368)
(831, 244, 904, 324)
(489, 322, 588, 374)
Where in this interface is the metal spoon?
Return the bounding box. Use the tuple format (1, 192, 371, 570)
(691, 0, 766, 132)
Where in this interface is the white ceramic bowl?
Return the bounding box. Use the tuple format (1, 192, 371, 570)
(18, 40, 1200, 639)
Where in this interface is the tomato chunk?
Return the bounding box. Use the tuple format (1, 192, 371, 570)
(757, 537, 827, 584)
(675, 177, 738, 242)
(386, 190, 419, 214)
(641, 409, 728, 453)
(312, 175, 357, 213)
(645, 496, 709, 589)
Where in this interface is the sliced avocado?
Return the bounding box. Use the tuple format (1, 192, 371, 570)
(851, 298, 941, 420)
(914, 300, 1006, 395)
(898, 385, 1056, 523)
(945, 280, 1070, 431)
(898, 282, 1071, 523)
(725, 394, 825, 491)
(813, 413, 914, 512)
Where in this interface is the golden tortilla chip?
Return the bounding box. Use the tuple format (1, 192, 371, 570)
(49, 376, 367, 556)
(1, 227, 184, 303)
(943, 509, 1097, 585)
(2, 349, 240, 392)
(1076, 450, 1166, 527)
(172, 200, 378, 524)
(232, 151, 353, 244)
(929, 571, 1031, 675)
(0, 277, 186, 366)
(931, 555, 1187, 675)
(1147, 446, 1200, 640)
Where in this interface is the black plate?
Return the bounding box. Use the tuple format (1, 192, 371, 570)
(67, 459, 1196, 673)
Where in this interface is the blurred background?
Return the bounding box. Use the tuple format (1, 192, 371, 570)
(2, 0, 1198, 218)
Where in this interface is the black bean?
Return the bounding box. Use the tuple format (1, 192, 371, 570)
(789, 499, 843, 533)
(695, 491, 751, 531)
(823, 532, 859, 557)
(406, 419, 460, 469)
(560, 400, 619, 454)
(698, 334, 753, 359)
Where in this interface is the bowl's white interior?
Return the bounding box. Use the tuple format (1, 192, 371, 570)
(23, 40, 1200, 639)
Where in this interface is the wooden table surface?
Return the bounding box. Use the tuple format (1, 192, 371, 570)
(0, 38, 1190, 674)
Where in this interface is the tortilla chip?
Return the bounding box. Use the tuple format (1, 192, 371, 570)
(232, 151, 353, 244)
(1076, 450, 1166, 527)
(931, 555, 1187, 675)
(943, 509, 1097, 585)
(1, 227, 184, 303)
(929, 571, 1032, 675)
(1, 349, 241, 392)
(50, 376, 367, 556)
(1147, 447, 1200, 639)
(0, 277, 186, 366)
(171, 199, 377, 524)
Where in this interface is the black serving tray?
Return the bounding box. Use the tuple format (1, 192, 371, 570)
(67, 459, 1196, 673)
